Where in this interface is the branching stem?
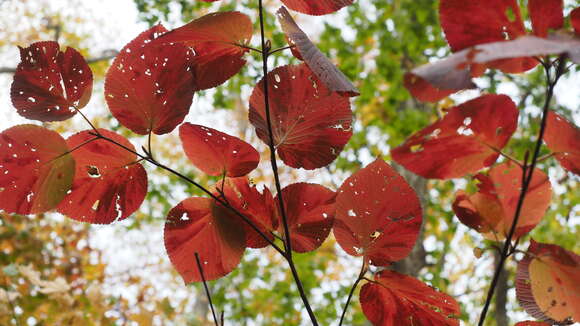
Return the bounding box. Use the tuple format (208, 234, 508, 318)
(338, 261, 367, 326)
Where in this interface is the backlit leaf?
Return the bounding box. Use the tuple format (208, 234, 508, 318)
(249, 64, 352, 169)
(360, 270, 460, 326)
(403, 73, 457, 103)
(105, 24, 195, 135)
(215, 177, 277, 249)
(154, 11, 252, 90)
(516, 240, 580, 324)
(277, 6, 359, 96)
(179, 123, 259, 177)
(164, 197, 246, 283)
(57, 129, 148, 224)
(453, 162, 552, 240)
(528, 0, 563, 37)
(514, 322, 551, 326)
(334, 159, 422, 266)
(275, 183, 335, 253)
(0, 125, 75, 214)
(572, 8, 580, 35)
(392, 94, 518, 179)
(280, 0, 354, 16)
(544, 112, 580, 175)
(11, 41, 93, 121)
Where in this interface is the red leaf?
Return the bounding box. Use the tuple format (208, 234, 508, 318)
(164, 197, 246, 283)
(453, 162, 551, 240)
(392, 94, 518, 179)
(334, 159, 422, 266)
(280, 0, 354, 16)
(10, 41, 93, 121)
(249, 64, 352, 169)
(514, 322, 551, 326)
(105, 25, 195, 135)
(57, 129, 148, 224)
(275, 183, 335, 253)
(154, 11, 252, 90)
(403, 73, 457, 103)
(179, 123, 259, 177)
(528, 0, 564, 38)
(276, 7, 359, 96)
(0, 125, 75, 214)
(439, 0, 536, 73)
(215, 177, 277, 249)
(572, 8, 580, 36)
(544, 112, 580, 175)
(516, 240, 580, 324)
(360, 270, 460, 326)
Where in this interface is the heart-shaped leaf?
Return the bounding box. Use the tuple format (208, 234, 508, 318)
(249, 64, 352, 170)
(57, 129, 148, 224)
(11, 41, 93, 121)
(334, 159, 422, 266)
(0, 125, 75, 214)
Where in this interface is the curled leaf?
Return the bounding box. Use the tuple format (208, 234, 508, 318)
(249, 64, 352, 170)
(57, 129, 148, 224)
(277, 6, 359, 96)
(11, 41, 93, 121)
(334, 159, 422, 266)
(392, 94, 518, 179)
(0, 125, 75, 214)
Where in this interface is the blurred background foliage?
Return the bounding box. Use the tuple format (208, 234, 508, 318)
(1, 0, 577, 325)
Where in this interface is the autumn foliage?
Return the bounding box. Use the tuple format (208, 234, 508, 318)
(1, 0, 579, 325)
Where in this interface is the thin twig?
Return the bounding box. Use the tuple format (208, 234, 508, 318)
(195, 252, 220, 326)
(338, 261, 367, 326)
(477, 55, 567, 326)
(257, 0, 319, 324)
(268, 45, 295, 56)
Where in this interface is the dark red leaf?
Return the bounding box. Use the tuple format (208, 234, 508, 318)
(514, 322, 551, 326)
(0, 125, 75, 214)
(334, 159, 422, 266)
(249, 64, 352, 169)
(164, 197, 246, 283)
(277, 7, 359, 96)
(403, 72, 457, 103)
(280, 0, 354, 16)
(439, 0, 537, 73)
(360, 270, 460, 326)
(544, 112, 580, 175)
(572, 8, 580, 35)
(453, 162, 551, 240)
(275, 183, 335, 253)
(215, 177, 277, 249)
(153, 11, 252, 90)
(179, 123, 259, 177)
(57, 129, 148, 224)
(392, 94, 518, 179)
(516, 240, 580, 324)
(528, 0, 564, 37)
(10, 41, 93, 121)
(105, 25, 195, 135)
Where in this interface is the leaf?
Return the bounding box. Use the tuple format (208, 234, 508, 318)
(334, 159, 422, 266)
(453, 162, 552, 240)
(392, 94, 518, 179)
(544, 112, 580, 175)
(10, 41, 93, 121)
(154, 11, 252, 90)
(439, 0, 536, 73)
(0, 124, 75, 214)
(179, 123, 259, 177)
(528, 0, 563, 38)
(572, 8, 580, 35)
(249, 64, 352, 169)
(57, 129, 148, 224)
(514, 322, 551, 326)
(276, 6, 359, 96)
(275, 183, 335, 253)
(105, 24, 195, 135)
(280, 0, 354, 16)
(360, 270, 460, 326)
(215, 177, 277, 249)
(516, 240, 580, 324)
(164, 197, 246, 283)
(406, 35, 580, 98)
(403, 73, 456, 103)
